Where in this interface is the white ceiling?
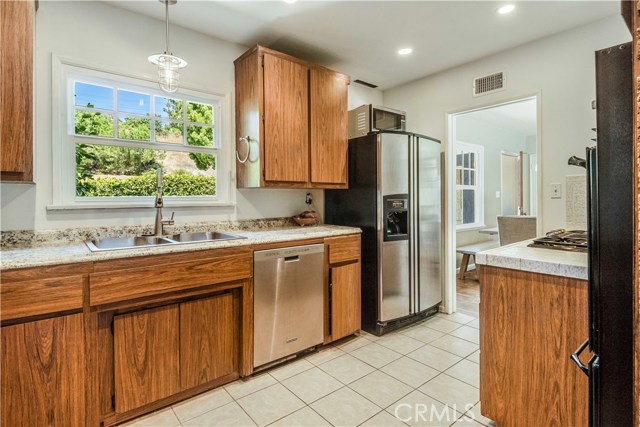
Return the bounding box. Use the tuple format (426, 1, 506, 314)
(460, 97, 538, 136)
(106, 0, 620, 90)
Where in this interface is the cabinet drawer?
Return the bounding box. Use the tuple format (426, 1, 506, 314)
(1, 276, 84, 322)
(327, 235, 361, 265)
(90, 249, 252, 307)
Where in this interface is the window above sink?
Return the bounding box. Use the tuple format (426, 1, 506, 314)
(49, 57, 235, 210)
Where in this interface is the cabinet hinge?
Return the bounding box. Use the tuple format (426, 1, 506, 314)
(328, 269, 333, 288)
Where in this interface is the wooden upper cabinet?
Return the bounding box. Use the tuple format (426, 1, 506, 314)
(263, 53, 309, 183)
(310, 68, 348, 185)
(0, 0, 34, 182)
(234, 45, 350, 189)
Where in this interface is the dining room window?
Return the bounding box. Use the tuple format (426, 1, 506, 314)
(455, 142, 484, 229)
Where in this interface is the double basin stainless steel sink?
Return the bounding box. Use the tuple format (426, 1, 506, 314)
(85, 231, 247, 252)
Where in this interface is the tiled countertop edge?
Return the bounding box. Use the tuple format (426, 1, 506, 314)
(475, 240, 588, 281)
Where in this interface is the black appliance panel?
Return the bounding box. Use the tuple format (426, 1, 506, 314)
(590, 42, 633, 427)
(326, 134, 379, 333)
(384, 195, 409, 241)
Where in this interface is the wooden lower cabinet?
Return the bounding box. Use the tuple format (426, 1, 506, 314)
(1, 313, 87, 427)
(114, 305, 180, 413)
(479, 266, 588, 427)
(112, 291, 241, 416)
(325, 234, 362, 342)
(330, 262, 361, 341)
(180, 292, 238, 390)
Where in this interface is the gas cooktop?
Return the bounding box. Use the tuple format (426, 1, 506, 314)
(528, 229, 587, 252)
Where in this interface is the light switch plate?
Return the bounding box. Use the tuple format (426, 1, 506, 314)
(551, 183, 562, 199)
(495, 191, 501, 198)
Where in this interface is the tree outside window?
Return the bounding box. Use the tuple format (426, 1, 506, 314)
(72, 81, 218, 198)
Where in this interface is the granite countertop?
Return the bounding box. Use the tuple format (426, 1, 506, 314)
(0, 224, 361, 270)
(475, 239, 587, 280)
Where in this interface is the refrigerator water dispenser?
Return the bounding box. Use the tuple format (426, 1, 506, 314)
(384, 195, 408, 241)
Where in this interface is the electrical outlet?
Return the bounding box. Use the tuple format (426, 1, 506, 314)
(495, 191, 501, 198)
(551, 183, 562, 199)
(305, 193, 313, 205)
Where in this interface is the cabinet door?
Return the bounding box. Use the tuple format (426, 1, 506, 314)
(114, 305, 180, 413)
(1, 314, 87, 427)
(310, 69, 348, 185)
(331, 262, 361, 340)
(180, 292, 238, 390)
(263, 53, 309, 183)
(0, 0, 33, 181)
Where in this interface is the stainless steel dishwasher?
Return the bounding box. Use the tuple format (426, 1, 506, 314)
(253, 244, 325, 368)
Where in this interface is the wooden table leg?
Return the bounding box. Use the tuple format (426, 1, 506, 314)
(459, 254, 471, 280)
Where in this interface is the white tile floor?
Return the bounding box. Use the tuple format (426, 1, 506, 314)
(123, 313, 496, 427)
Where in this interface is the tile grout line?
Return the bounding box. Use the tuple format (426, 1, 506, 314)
(237, 399, 262, 427)
(415, 371, 480, 413)
(357, 409, 397, 427)
(440, 357, 480, 389)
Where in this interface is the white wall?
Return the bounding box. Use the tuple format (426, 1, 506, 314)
(0, 1, 341, 231)
(453, 114, 530, 266)
(383, 15, 630, 234)
(348, 84, 383, 110)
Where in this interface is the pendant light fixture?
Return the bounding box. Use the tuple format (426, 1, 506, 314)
(148, 0, 187, 93)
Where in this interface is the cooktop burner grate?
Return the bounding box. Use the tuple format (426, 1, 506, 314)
(528, 229, 588, 252)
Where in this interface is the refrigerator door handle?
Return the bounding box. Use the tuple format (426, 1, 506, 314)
(570, 338, 590, 377)
(411, 135, 418, 314)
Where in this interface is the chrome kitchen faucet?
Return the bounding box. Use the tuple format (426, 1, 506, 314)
(154, 168, 175, 236)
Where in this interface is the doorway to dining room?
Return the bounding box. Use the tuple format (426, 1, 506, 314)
(448, 96, 540, 314)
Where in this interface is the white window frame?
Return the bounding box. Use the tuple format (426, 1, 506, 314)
(455, 141, 485, 231)
(49, 56, 235, 210)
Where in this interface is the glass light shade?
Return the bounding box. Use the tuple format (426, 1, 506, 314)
(148, 53, 187, 93)
(158, 67, 179, 93)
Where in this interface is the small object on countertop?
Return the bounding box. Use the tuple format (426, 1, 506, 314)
(293, 210, 318, 226)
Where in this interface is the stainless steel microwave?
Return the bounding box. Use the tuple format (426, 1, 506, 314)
(348, 104, 406, 138)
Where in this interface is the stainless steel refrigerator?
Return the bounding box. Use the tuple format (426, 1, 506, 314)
(326, 130, 442, 335)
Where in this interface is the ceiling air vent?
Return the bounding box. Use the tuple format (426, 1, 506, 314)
(354, 79, 378, 89)
(473, 72, 505, 97)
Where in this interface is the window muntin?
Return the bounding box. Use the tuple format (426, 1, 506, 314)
(455, 142, 484, 229)
(69, 77, 219, 200)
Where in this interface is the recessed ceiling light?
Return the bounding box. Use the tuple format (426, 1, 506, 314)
(497, 4, 515, 14)
(283, 0, 298, 3)
(398, 48, 413, 55)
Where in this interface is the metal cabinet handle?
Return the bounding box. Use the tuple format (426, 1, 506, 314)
(236, 136, 251, 164)
(570, 338, 590, 376)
